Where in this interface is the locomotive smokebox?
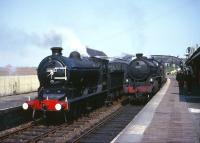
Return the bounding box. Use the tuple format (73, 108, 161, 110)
(136, 53, 143, 58)
(51, 47, 63, 56)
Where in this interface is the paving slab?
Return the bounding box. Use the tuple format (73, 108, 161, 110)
(0, 92, 37, 111)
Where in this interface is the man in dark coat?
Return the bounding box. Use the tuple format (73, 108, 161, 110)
(176, 70, 184, 94)
(185, 70, 193, 95)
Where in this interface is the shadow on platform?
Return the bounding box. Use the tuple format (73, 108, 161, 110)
(176, 85, 200, 103)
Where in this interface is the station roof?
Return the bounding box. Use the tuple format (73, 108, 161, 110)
(151, 55, 182, 65)
(185, 47, 200, 65)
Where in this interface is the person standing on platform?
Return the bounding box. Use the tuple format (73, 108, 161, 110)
(185, 70, 193, 95)
(176, 70, 184, 95)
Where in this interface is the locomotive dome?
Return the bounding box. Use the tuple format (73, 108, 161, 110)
(69, 51, 81, 60)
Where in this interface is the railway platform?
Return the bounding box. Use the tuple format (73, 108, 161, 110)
(0, 92, 37, 112)
(0, 92, 37, 131)
(112, 77, 200, 143)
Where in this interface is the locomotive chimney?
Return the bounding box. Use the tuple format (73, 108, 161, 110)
(51, 47, 63, 56)
(136, 53, 143, 58)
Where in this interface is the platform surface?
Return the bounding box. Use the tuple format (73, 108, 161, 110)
(112, 77, 200, 143)
(0, 92, 37, 111)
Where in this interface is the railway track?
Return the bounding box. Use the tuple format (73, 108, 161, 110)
(73, 104, 143, 143)
(0, 98, 132, 143)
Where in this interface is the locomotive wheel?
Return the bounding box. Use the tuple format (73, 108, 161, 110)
(128, 95, 136, 104)
(63, 111, 68, 122)
(32, 109, 36, 120)
(147, 94, 151, 102)
(43, 110, 47, 120)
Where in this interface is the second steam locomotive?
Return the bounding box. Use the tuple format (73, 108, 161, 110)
(124, 53, 166, 101)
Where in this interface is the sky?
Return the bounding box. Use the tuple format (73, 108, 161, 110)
(0, 0, 200, 66)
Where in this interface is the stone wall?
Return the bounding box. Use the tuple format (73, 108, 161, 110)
(0, 75, 39, 96)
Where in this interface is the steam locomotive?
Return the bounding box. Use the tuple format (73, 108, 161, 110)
(124, 53, 165, 101)
(22, 47, 127, 120)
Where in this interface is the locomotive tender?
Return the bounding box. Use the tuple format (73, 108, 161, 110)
(22, 47, 127, 120)
(124, 53, 165, 100)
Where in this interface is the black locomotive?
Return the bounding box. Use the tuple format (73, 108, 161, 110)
(124, 53, 165, 101)
(22, 47, 128, 120)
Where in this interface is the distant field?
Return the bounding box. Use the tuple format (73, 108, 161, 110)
(0, 66, 37, 76)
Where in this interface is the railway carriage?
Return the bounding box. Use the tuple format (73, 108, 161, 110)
(108, 59, 128, 97)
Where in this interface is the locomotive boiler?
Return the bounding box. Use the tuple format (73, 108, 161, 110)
(124, 53, 165, 101)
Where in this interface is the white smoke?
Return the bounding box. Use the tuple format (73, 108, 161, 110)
(38, 27, 88, 56)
